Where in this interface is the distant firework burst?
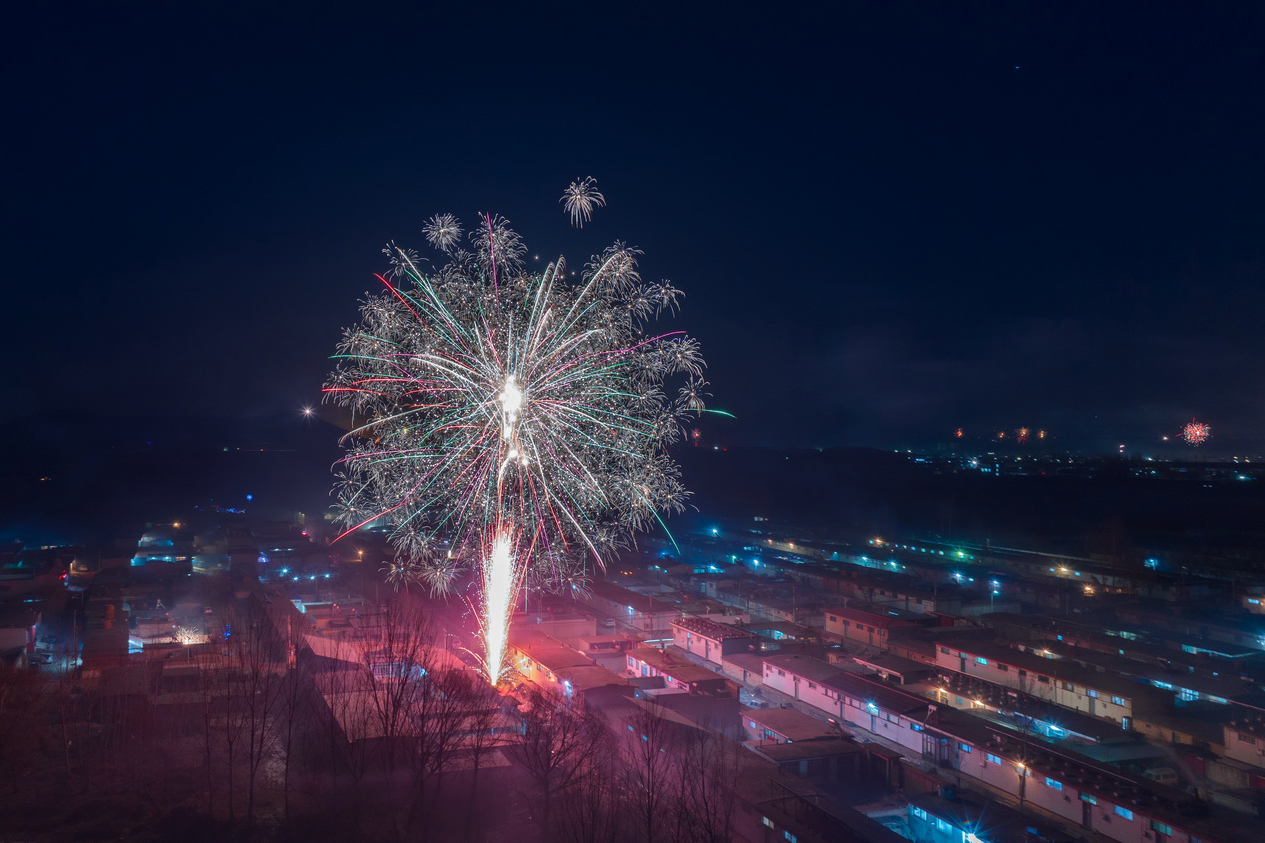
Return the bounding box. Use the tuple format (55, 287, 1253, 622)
(560, 176, 606, 228)
(326, 208, 704, 683)
(1016, 427, 1030, 444)
(1180, 419, 1210, 446)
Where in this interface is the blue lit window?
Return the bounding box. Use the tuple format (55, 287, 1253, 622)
(959, 743, 971, 753)
(986, 753, 1001, 764)
(1080, 792, 1097, 805)
(1114, 806, 1133, 820)
(1045, 778, 1062, 790)
(1111, 696, 1126, 706)
(975, 656, 988, 666)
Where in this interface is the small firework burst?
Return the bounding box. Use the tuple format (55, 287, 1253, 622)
(560, 176, 606, 228)
(381, 557, 424, 591)
(1180, 419, 1210, 446)
(382, 241, 422, 278)
(1016, 427, 1030, 444)
(422, 212, 463, 252)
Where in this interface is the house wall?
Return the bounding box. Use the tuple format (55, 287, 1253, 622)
(1224, 726, 1265, 769)
(934, 647, 1135, 724)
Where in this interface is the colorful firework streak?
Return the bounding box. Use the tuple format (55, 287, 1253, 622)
(1016, 427, 1030, 444)
(1180, 419, 1210, 446)
(326, 207, 704, 683)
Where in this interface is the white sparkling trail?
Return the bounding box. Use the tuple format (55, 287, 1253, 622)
(482, 531, 517, 683)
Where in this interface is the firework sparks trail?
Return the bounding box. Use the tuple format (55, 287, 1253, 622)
(1180, 419, 1210, 446)
(326, 207, 704, 683)
(481, 531, 517, 686)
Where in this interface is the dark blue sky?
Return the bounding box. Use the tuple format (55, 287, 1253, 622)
(7, 2, 1264, 452)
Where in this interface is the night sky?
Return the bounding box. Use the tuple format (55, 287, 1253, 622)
(7, 2, 1265, 453)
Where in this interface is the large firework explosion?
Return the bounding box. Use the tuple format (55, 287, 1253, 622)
(325, 207, 705, 682)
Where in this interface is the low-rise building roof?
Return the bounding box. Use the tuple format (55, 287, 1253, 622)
(743, 706, 838, 741)
(672, 615, 757, 640)
(825, 605, 920, 628)
(763, 654, 844, 684)
(627, 646, 725, 686)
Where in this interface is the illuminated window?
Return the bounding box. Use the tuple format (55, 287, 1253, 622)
(911, 807, 928, 820)
(1080, 792, 1097, 805)
(1150, 820, 1172, 835)
(1045, 778, 1062, 790)
(986, 753, 1001, 764)
(1113, 805, 1133, 820)
(976, 656, 988, 666)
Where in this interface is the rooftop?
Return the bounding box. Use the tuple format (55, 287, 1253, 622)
(587, 580, 681, 614)
(743, 705, 838, 741)
(627, 646, 727, 686)
(763, 654, 846, 684)
(851, 652, 933, 677)
(672, 615, 757, 640)
(825, 605, 920, 628)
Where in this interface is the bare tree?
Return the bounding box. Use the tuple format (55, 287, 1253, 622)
(507, 687, 608, 838)
(437, 668, 511, 841)
(402, 664, 478, 841)
(224, 592, 288, 825)
(626, 705, 676, 843)
(555, 725, 627, 843)
(667, 725, 742, 843)
(0, 664, 47, 793)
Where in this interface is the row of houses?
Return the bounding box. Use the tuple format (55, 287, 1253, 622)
(757, 652, 1242, 843)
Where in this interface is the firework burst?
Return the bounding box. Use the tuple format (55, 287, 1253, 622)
(561, 176, 606, 228)
(326, 211, 703, 682)
(422, 213, 463, 252)
(1180, 419, 1210, 446)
